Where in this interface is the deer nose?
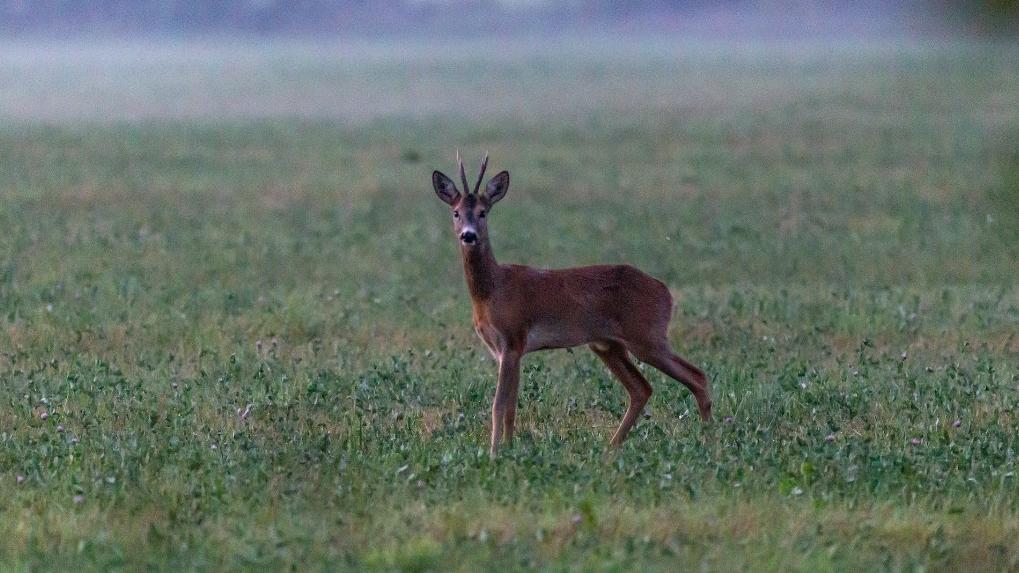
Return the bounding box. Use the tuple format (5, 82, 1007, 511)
(460, 230, 477, 244)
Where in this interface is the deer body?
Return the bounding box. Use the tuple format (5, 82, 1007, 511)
(433, 154, 711, 455)
(468, 261, 672, 355)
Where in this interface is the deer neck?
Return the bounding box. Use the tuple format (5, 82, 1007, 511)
(461, 240, 499, 301)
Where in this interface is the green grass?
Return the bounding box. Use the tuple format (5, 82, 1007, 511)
(1, 39, 1018, 571)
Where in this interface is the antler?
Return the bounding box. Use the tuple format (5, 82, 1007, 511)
(456, 148, 470, 195)
(473, 152, 489, 195)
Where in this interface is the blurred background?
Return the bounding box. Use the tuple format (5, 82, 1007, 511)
(0, 1, 1017, 123)
(1, 0, 1018, 37)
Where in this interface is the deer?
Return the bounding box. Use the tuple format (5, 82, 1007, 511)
(431, 152, 712, 456)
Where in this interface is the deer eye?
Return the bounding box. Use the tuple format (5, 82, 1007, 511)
(479, 210, 486, 218)
(452, 210, 460, 219)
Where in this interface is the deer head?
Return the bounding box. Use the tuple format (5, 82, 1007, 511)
(432, 151, 509, 247)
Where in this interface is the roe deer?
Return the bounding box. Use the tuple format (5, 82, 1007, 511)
(432, 152, 711, 455)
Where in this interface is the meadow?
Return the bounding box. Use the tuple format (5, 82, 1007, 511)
(1, 38, 1018, 571)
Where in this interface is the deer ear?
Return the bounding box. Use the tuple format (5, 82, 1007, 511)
(484, 171, 509, 204)
(432, 170, 460, 205)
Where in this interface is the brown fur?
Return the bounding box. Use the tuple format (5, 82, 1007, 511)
(433, 160, 711, 455)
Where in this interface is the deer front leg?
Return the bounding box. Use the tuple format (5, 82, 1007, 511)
(504, 363, 521, 443)
(490, 351, 520, 456)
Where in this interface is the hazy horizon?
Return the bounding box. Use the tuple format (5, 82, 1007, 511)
(2, 35, 1014, 125)
(1, 0, 1014, 40)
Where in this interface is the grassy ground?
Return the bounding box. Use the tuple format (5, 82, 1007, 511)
(1, 39, 1018, 571)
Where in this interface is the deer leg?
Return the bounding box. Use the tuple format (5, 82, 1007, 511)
(503, 368, 520, 443)
(491, 351, 520, 456)
(629, 341, 712, 421)
(591, 342, 653, 446)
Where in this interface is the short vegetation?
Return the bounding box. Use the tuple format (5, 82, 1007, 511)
(1, 39, 1018, 570)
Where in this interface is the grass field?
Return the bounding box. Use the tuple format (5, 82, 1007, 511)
(1, 39, 1019, 571)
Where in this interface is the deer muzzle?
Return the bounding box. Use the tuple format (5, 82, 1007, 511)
(460, 229, 478, 245)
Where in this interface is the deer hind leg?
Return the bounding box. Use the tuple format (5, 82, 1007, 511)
(627, 340, 712, 422)
(590, 341, 653, 446)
